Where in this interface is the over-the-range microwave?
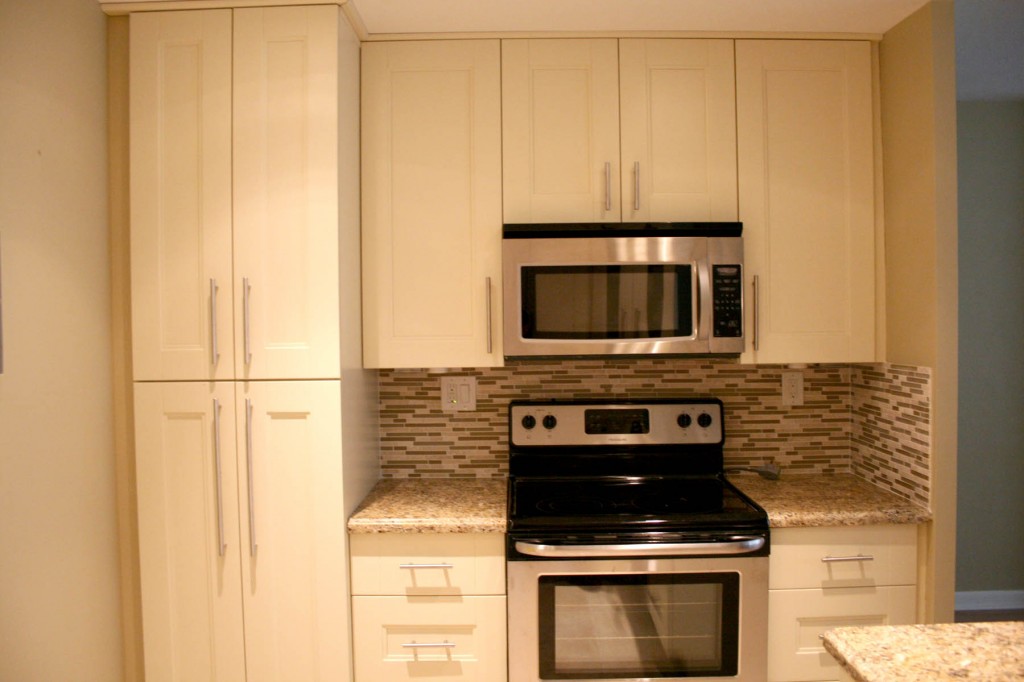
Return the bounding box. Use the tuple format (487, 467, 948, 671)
(502, 223, 744, 358)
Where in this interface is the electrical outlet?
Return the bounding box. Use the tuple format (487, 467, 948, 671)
(440, 376, 477, 412)
(781, 371, 804, 406)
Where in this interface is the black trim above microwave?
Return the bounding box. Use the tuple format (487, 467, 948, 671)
(503, 222, 743, 239)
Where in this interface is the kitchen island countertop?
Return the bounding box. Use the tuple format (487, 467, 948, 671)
(729, 473, 931, 527)
(347, 473, 929, 533)
(822, 621, 1024, 681)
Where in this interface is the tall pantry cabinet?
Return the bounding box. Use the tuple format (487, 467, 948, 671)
(127, 6, 372, 681)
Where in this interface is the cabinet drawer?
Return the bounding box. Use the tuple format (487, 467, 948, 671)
(770, 525, 917, 590)
(352, 595, 507, 682)
(350, 534, 505, 596)
(767, 585, 916, 682)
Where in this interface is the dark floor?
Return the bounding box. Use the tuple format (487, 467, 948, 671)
(955, 609, 1024, 622)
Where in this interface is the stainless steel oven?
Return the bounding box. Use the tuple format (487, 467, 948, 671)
(502, 223, 744, 358)
(506, 400, 769, 682)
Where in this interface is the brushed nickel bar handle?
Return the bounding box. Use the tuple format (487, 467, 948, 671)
(399, 563, 454, 570)
(633, 161, 640, 211)
(213, 397, 226, 557)
(821, 554, 875, 563)
(604, 161, 612, 211)
(210, 278, 220, 365)
(243, 277, 252, 365)
(245, 397, 257, 557)
(401, 641, 456, 649)
(515, 536, 765, 558)
(485, 277, 493, 354)
(752, 275, 760, 352)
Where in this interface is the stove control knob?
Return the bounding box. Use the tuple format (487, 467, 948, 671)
(697, 413, 713, 428)
(521, 415, 536, 430)
(677, 414, 692, 428)
(542, 414, 558, 430)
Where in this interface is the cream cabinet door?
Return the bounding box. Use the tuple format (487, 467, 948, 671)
(133, 382, 246, 682)
(235, 380, 349, 682)
(502, 39, 621, 222)
(737, 40, 875, 364)
(352, 596, 508, 682)
(361, 40, 503, 368)
(619, 39, 738, 221)
(233, 7, 341, 380)
(129, 11, 234, 381)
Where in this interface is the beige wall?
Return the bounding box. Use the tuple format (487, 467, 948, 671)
(0, 0, 124, 679)
(879, 0, 959, 622)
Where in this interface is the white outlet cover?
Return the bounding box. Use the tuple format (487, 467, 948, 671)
(440, 376, 477, 412)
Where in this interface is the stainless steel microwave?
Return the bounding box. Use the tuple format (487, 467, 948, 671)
(502, 223, 744, 358)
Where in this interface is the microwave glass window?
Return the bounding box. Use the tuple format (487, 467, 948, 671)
(538, 573, 740, 679)
(522, 265, 694, 339)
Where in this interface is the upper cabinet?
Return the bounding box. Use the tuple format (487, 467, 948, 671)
(130, 7, 341, 381)
(737, 40, 876, 364)
(502, 38, 738, 223)
(361, 40, 503, 368)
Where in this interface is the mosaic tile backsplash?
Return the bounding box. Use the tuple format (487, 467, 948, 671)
(377, 359, 931, 506)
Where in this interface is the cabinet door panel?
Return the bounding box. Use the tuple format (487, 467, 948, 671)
(352, 596, 508, 682)
(130, 10, 234, 381)
(236, 380, 348, 682)
(737, 40, 875, 363)
(502, 39, 620, 222)
(233, 6, 340, 379)
(620, 39, 737, 221)
(768, 586, 916, 681)
(362, 40, 503, 368)
(134, 382, 245, 682)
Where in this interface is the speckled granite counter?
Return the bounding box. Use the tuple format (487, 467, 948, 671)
(729, 473, 931, 527)
(822, 621, 1024, 681)
(348, 478, 506, 533)
(348, 474, 929, 533)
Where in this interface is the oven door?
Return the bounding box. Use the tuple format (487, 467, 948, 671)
(507, 555, 768, 682)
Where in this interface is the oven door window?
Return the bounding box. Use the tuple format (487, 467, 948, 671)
(521, 265, 695, 340)
(538, 572, 739, 679)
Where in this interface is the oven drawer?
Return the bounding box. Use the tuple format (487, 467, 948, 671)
(350, 533, 505, 596)
(352, 595, 507, 682)
(767, 585, 916, 681)
(769, 525, 917, 590)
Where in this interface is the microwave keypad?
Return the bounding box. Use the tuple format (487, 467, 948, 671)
(712, 265, 743, 338)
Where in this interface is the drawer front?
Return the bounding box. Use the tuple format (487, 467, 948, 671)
(767, 585, 916, 682)
(770, 525, 917, 590)
(352, 595, 507, 682)
(350, 533, 505, 596)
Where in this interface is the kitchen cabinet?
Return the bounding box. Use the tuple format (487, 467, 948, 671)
(134, 380, 350, 682)
(361, 40, 503, 368)
(737, 40, 876, 364)
(502, 38, 737, 223)
(767, 525, 918, 682)
(350, 533, 507, 682)
(130, 7, 341, 381)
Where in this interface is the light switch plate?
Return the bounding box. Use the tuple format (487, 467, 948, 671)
(440, 376, 477, 412)
(781, 371, 804, 406)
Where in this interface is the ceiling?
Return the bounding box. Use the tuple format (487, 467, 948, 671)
(346, 0, 933, 36)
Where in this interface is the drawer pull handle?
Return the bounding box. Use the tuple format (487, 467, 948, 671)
(399, 563, 454, 570)
(402, 641, 456, 649)
(821, 554, 875, 563)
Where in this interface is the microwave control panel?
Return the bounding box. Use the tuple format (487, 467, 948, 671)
(712, 265, 743, 338)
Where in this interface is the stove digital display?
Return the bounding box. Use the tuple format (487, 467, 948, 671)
(584, 408, 650, 435)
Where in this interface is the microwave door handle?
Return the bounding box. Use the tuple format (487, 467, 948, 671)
(695, 260, 711, 342)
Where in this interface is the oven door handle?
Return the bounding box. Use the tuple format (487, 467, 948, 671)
(514, 535, 765, 558)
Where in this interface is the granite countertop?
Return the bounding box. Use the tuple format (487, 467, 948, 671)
(728, 473, 931, 527)
(822, 621, 1024, 681)
(347, 478, 506, 533)
(348, 473, 929, 533)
